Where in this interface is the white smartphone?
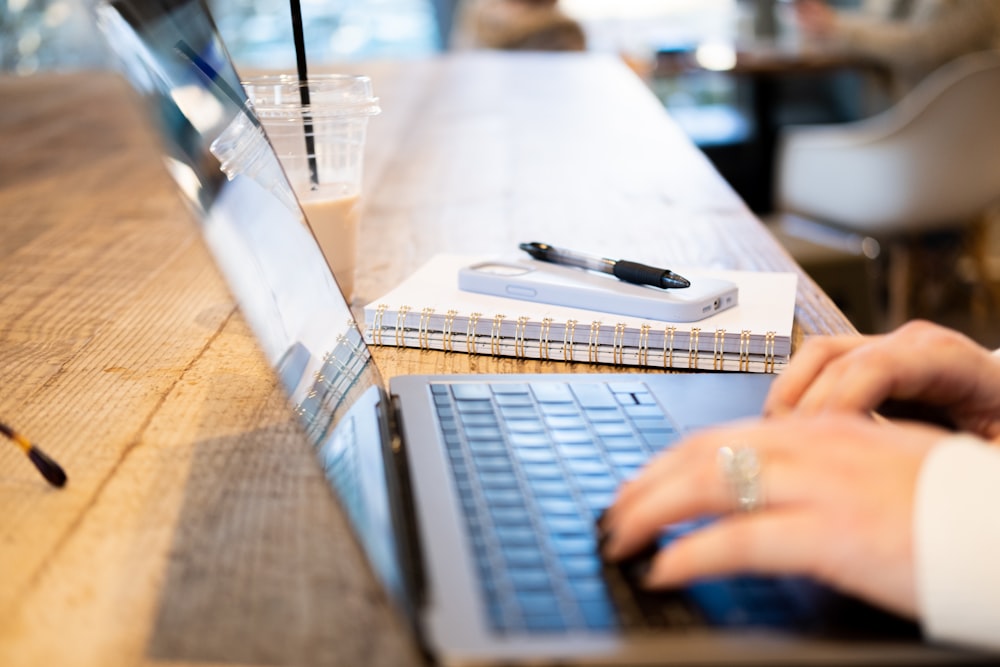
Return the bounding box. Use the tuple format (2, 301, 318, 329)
(458, 259, 738, 323)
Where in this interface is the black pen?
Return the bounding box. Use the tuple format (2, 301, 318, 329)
(519, 242, 691, 289)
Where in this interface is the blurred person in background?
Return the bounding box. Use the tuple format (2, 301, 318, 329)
(794, 0, 1000, 96)
(451, 0, 585, 51)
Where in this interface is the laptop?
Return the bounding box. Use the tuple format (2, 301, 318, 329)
(94, 1, 981, 663)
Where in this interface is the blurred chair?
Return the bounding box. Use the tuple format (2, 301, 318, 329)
(773, 50, 1000, 330)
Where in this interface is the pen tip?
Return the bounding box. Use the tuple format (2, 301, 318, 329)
(28, 447, 68, 488)
(664, 272, 690, 289)
(519, 242, 550, 261)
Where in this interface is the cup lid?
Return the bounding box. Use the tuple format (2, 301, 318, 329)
(243, 74, 380, 118)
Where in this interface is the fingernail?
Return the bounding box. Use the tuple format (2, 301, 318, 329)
(595, 509, 613, 556)
(596, 528, 613, 555)
(619, 542, 659, 583)
(626, 556, 653, 582)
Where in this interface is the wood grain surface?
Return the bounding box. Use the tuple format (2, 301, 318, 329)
(0, 53, 853, 667)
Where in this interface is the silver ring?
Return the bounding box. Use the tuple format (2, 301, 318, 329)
(717, 445, 763, 512)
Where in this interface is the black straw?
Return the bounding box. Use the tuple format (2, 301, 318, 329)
(289, 0, 319, 188)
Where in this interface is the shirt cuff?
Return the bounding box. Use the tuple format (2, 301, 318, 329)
(915, 435, 1000, 651)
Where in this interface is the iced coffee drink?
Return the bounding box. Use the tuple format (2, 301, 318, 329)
(300, 191, 361, 301)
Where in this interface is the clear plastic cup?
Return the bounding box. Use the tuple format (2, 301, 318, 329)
(243, 74, 380, 302)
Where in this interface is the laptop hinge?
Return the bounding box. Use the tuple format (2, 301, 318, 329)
(377, 393, 429, 613)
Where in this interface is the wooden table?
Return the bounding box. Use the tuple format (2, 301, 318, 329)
(0, 53, 853, 667)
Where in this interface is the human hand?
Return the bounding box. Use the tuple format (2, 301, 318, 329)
(764, 320, 1000, 442)
(598, 414, 944, 618)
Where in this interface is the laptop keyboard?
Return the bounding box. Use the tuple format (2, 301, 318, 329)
(431, 379, 804, 635)
(429, 380, 680, 633)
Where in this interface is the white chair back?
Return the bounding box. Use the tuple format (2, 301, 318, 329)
(776, 50, 1000, 235)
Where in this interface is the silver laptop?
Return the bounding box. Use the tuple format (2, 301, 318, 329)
(95, 1, 981, 663)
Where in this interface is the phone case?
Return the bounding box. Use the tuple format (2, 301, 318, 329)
(458, 259, 738, 323)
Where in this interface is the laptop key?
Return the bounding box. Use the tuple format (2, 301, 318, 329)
(574, 474, 618, 493)
(543, 515, 591, 537)
(464, 425, 503, 440)
(521, 462, 563, 480)
(570, 383, 617, 408)
(509, 567, 556, 591)
(449, 384, 493, 400)
(474, 456, 515, 474)
(530, 382, 574, 403)
(550, 429, 593, 444)
(593, 422, 633, 437)
(607, 381, 650, 395)
(484, 489, 528, 507)
(491, 505, 531, 525)
(538, 402, 581, 416)
(455, 399, 494, 414)
(506, 419, 546, 434)
(467, 440, 508, 457)
(495, 525, 539, 546)
(507, 432, 550, 448)
(459, 411, 500, 426)
(479, 470, 521, 489)
(499, 405, 538, 419)
(490, 383, 531, 395)
(566, 458, 610, 476)
(516, 592, 564, 618)
(543, 414, 586, 429)
(607, 451, 647, 468)
(548, 535, 593, 556)
(623, 404, 668, 418)
(526, 478, 571, 497)
(555, 443, 600, 459)
(584, 407, 624, 423)
(494, 392, 534, 407)
(601, 436, 646, 452)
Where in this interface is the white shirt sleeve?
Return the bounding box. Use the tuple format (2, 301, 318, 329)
(914, 434, 1000, 651)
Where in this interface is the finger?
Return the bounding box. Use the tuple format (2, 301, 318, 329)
(601, 445, 732, 561)
(763, 336, 869, 416)
(606, 435, 701, 514)
(604, 417, 762, 527)
(794, 321, 999, 417)
(793, 329, 963, 415)
(602, 423, 808, 561)
(793, 349, 894, 416)
(644, 509, 821, 587)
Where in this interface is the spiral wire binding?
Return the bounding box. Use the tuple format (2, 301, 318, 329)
(563, 319, 578, 362)
(688, 327, 701, 369)
(467, 312, 482, 354)
(490, 314, 505, 356)
(713, 328, 727, 371)
(443, 310, 458, 352)
(365, 306, 785, 372)
(394, 305, 411, 347)
(418, 307, 435, 349)
(514, 316, 530, 358)
(588, 321, 602, 364)
(539, 318, 553, 360)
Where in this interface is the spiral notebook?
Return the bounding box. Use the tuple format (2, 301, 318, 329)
(363, 254, 797, 373)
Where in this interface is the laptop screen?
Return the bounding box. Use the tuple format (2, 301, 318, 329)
(95, 0, 409, 607)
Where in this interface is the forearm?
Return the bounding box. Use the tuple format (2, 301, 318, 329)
(915, 435, 1000, 651)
